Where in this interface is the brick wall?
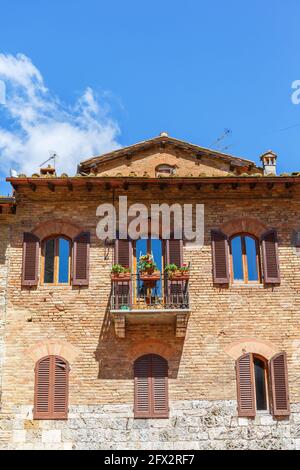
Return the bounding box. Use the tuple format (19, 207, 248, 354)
(1, 180, 300, 449)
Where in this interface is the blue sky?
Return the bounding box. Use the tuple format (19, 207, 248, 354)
(0, 0, 300, 195)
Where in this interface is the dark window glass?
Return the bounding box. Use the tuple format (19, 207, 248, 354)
(254, 357, 267, 410)
(44, 239, 55, 283)
(58, 238, 70, 283)
(245, 236, 258, 281)
(231, 236, 243, 281)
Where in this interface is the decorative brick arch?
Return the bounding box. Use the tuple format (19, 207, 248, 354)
(128, 339, 175, 361)
(32, 219, 83, 240)
(26, 339, 81, 363)
(224, 337, 278, 360)
(220, 217, 268, 239)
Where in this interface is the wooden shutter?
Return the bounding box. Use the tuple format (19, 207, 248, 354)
(73, 232, 90, 286)
(134, 354, 151, 418)
(53, 357, 69, 418)
(34, 356, 51, 418)
(165, 239, 183, 267)
(152, 355, 169, 418)
(22, 232, 39, 286)
(270, 352, 290, 417)
(211, 230, 230, 285)
(236, 353, 256, 417)
(134, 354, 169, 419)
(261, 229, 280, 284)
(115, 239, 132, 268)
(34, 355, 69, 420)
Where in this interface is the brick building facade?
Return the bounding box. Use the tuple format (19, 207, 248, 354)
(1, 134, 300, 450)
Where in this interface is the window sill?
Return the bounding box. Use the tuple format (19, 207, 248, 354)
(40, 285, 72, 289)
(230, 283, 263, 288)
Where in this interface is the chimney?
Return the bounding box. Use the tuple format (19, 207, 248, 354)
(260, 151, 277, 176)
(40, 164, 56, 176)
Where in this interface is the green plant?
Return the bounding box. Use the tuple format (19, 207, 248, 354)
(164, 263, 178, 273)
(111, 264, 130, 274)
(137, 254, 158, 272)
(179, 263, 189, 273)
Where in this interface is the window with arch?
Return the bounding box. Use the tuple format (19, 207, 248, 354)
(42, 236, 71, 285)
(229, 234, 261, 283)
(34, 355, 69, 419)
(155, 164, 175, 177)
(22, 230, 90, 287)
(134, 354, 169, 418)
(236, 352, 290, 418)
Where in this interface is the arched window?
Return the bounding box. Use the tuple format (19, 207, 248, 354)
(34, 355, 69, 419)
(236, 352, 290, 418)
(155, 164, 175, 177)
(134, 354, 168, 418)
(230, 234, 261, 283)
(42, 236, 71, 285)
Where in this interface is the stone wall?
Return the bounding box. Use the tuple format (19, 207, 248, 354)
(2, 400, 300, 450)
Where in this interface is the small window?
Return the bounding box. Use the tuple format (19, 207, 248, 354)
(230, 234, 261, 283)
(155, 164, 175, 177)
(34, 355, 69, 419)
(134, 354, 168, 418)
(42, 237, 71, 285)
(236, 352, 290, 418)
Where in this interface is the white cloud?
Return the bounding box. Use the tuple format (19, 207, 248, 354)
(0, 53, 121, 176)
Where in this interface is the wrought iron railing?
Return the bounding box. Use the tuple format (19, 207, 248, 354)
(110, 273, 189, 311)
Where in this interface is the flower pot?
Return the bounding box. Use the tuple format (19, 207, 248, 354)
(139, 270, 161, 282)
(111, 272, 131, 282)
(169, 270, 190, 281)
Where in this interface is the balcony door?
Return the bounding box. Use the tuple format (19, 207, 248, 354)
(135, 238, 163, 297)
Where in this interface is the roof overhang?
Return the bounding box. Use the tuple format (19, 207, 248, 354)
(6, 175, 299, 191)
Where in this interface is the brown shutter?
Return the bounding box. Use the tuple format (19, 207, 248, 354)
(134, 354, 151, 418)
(270, 352, 290, 417)
(114, 239, 132, 308)
(261, 229, 280, 284)
(34, 356, 69, 420)
(53, 357, 69, 418)
(34, 356, 51, 419)
(22, 232, 39, 286)
(211, 230, 230, 285)
(134, 354, 169, 419)
(115, 239, 132, 268)
(236, 353, 256, 417)
(165, 239, 183, 267)
(73, 232, 90, 286)
(152, 355, 169, 418)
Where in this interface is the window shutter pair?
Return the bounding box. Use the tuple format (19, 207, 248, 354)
(211, 229, 280, 285)
(22, 231, 90, 286)
(34, 356, 69, 419)
(134, 354, 169, 419)
(236, 352, 290, 418)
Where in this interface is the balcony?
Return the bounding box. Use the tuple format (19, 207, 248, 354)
(110, 273, 190, 338)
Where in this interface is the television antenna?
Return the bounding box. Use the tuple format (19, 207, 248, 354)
(39, 151, 58, 168)
(210, 129, 232, 150)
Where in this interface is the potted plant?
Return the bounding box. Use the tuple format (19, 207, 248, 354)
(138, 254, 160, 282)
(165, 263, 190, 281)
(111, 264, 131, 281)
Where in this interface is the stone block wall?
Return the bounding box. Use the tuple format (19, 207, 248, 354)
(3, 401, 300, 450)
